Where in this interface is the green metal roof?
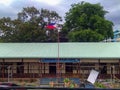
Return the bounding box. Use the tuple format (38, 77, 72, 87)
(0, 42, 120, 59)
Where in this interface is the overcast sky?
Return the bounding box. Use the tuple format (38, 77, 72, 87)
(0, 0, 120, 30)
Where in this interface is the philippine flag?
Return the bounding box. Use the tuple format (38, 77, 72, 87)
(46, 23, 57, 30)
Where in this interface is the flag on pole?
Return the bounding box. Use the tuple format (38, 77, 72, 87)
(46, 23, 57, 30)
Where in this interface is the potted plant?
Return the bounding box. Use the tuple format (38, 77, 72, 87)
(64, 78, 70, 87)
(49, 80, 54, 87)
(94, 82, 106, 88)
(69, 82, 75, 88)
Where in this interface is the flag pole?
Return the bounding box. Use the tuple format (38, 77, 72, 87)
(57, 21, 62, 84)
(57, 27, 60, 83)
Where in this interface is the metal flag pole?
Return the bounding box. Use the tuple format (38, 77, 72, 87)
(57, 27, 61, 83)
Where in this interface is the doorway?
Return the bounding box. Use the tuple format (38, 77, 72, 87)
(100, 63, 107, 74)
(49, 63, 56, 74)
(65, 63, 73, 73)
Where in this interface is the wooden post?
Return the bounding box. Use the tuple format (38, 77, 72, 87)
(98, 59, 100, 71)
(2, 59, 5, 79)
(27, 62, 29, 78)
(119, 59, 120, 74)
(40, 60, 42, 78)
(98, 59, 100, 79)
(78, 60, 80, 78)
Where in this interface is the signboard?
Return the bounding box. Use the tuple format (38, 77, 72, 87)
(87, 69, 99, 84)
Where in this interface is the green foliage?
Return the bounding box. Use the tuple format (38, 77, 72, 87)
(0, 17, 15, 42)
(0, 7, 61, 42)
(94, 82, 106, 88)
(63, 1, 113, 42)
(64, 78, 70, 83)
(69, 83, 75, 88)
(68, 29, 104, 42)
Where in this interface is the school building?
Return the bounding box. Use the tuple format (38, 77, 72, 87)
(0, 43, 120, 79)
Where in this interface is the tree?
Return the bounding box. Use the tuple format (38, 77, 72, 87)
(0, 17, 15, 42)
(62, 2, 113, 42)
(68, 29, 104, 42)
(16, 7, 62, 42)
(0, 7, 62, 42)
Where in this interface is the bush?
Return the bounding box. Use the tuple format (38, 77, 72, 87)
(94, 82, 106, 88)
(64, 78, 70, 83)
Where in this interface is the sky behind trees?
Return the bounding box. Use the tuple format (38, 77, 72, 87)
(0, 0, 119, 30)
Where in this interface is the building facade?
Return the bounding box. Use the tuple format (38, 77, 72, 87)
(113, 30, 120, 42)
(0, 43, 120, 79)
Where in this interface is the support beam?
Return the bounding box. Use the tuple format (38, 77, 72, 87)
(78, 60, 80, 78)
(2, 59, 5, 79)
(119, 59, 120, 74)
(98, 59, 100, 71)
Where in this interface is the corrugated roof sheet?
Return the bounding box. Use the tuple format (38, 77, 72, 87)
(0, 42, 120, 59)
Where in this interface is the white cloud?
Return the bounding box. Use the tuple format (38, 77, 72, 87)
(0, 0, 13, 6)
(0, 0, 119, 30)
(35, 0, 63, 6)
